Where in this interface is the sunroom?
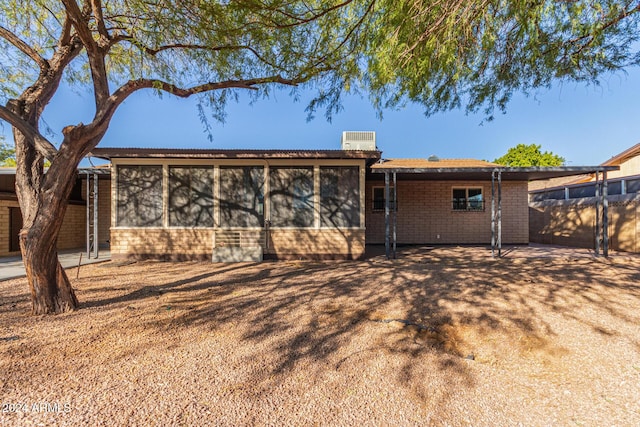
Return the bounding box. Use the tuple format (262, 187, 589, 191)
(91, 148, 380, 261)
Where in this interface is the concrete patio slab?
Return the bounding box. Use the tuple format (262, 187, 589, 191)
(0, 249, 111, 282)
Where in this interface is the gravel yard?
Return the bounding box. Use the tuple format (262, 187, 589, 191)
(1, 246, 640, 426)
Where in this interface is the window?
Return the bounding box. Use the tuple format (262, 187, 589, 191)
(627, 178, 640, 194)
(372, 186, 396, 211)
(219, 166, 264, 227)
(320, 166, 360, 227)
(269, 167, 314, 227)
(116, 165, 163, 226)
(169, 166, 214, 227)
(568, 184, 595, 199)
(452, 187, 484, 211)
(607, 181, 622, 196)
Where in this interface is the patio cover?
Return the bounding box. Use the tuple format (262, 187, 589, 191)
(370, 159, 619, 259)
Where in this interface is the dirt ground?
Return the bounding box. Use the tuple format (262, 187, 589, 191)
(1, 245, 639, 426)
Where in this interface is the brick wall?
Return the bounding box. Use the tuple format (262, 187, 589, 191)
(0, 199, 86, 256)
(80, 178, 112, 248)
(267, 229, 365, 259)
(58, 204, 87, 250)
(0, 200, 13, 255)
(110, 229, 214, 260)
(529, 194, 640, 253)
(365, 180, 529, 245)
(110, 228, 365, 260)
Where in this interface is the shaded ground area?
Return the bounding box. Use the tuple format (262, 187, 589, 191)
(1, 246, 639, 426)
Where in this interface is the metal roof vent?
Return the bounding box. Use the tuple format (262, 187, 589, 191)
(341, 131, 376, 151)
(428, 155, 439, 162)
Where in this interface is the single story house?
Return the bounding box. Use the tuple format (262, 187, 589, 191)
(90, 131, 617, 261)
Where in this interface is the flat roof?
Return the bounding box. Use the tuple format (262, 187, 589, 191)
(371, 160, 619, 181)
(89, 147, 382, 161)
(371, 158, 500, 169)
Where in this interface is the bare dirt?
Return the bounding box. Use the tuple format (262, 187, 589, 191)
(1, 246, 640, 426)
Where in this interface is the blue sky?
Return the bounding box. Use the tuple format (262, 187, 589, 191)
(2, 66, 639, 166)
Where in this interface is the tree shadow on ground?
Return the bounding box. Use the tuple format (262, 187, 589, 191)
(4, 245, 639, 421)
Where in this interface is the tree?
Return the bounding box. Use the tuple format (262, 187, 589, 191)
(0, 136, 16, 166)
(0, 0, 372, 314)
(362, 1, 640, 119)
(494, 144, 565, 167)
(1, 1, 639, 315)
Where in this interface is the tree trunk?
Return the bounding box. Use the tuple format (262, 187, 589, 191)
(13, 122, 82, 315)
(21, 233, 78, 314)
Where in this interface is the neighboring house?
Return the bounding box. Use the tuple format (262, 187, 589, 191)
(0, 168, 111, 257)
(92, 132, 614, 261)
(529, 142, 640, 252)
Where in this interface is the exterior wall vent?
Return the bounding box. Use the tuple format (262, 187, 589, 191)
(341, 131, 377, 151)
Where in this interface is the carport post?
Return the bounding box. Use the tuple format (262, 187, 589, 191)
(498, 170, 502, 257)
(85, 171, 90, 257)
(603, 170, 609, 257)
(392, 172, 397, 259)
(595, 171, 601, 256)
(491, 170, 496, 257)
(385, 171, 390, 259)
(93, 173, 99, 259)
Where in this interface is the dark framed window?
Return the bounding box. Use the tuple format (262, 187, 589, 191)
(169, 166, 214, 227)
(372, 186, 396, 211)
(116, 165, 163, 227)
(452, 187, 484, 211)
(569, 184, 595, 199)
(320, 166, 360, 227)
(269, 167, 314, 227)
(607, 181, 622, 196)
(219, 166, 264, 227)
(627, 178, 640, 194)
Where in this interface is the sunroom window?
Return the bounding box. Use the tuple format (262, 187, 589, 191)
(320, 166, 360, 227)
(168, 166, 214, 227)
(269, 167, 314, 227)
(219, 166, 264, 227)
(116, 165, 163, 227)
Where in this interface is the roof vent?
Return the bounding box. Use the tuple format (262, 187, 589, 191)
(341, 131, 376, 151)
(428, 155, 439, 162)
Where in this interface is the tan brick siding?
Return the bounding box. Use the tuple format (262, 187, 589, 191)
(110, 229, 215, 260)
(0, 200, 12, 255)
(58, 204, 87, 250)
(0, 200, 86, 256)
(365, 180, 529, 245)
(81, 178, 112, 248)
(267, 229, 365, 258)
(529, 195, 640, 253)
(110, 228, 365, 260)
